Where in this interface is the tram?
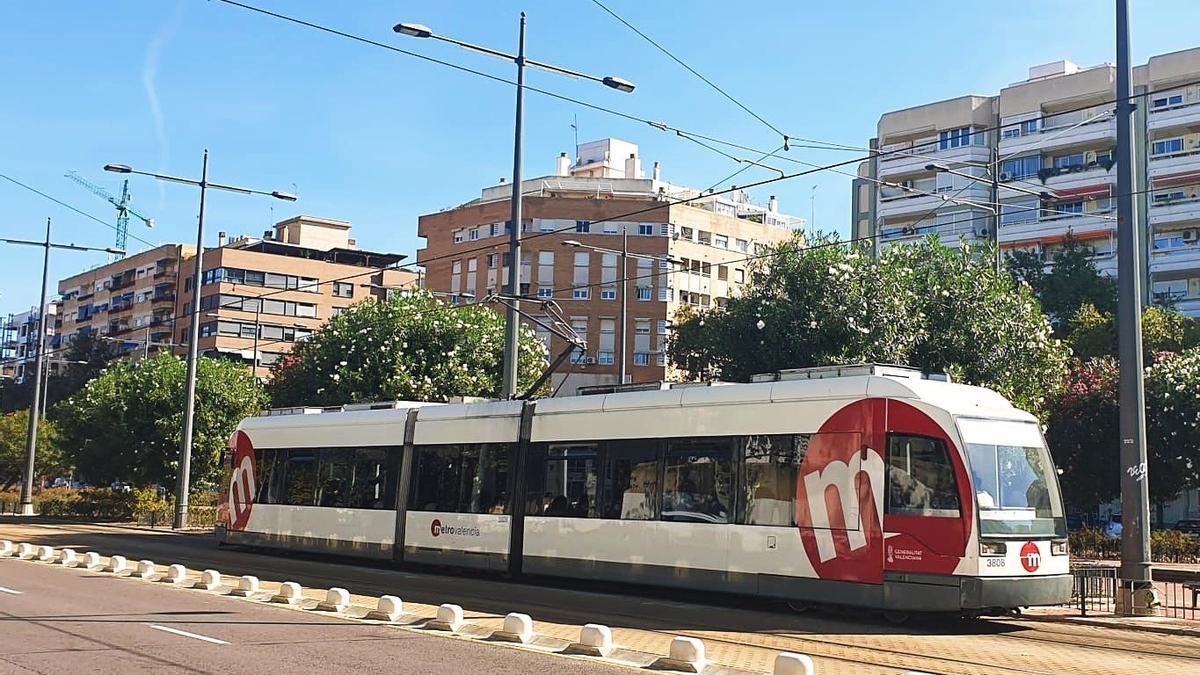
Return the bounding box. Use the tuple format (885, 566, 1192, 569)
(219, 364, 1072, 615)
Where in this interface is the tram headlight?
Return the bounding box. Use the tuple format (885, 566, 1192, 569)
(979, 540, 1007, 556)
(1051, 539, 1069, 556)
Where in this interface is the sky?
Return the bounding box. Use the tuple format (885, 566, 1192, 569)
(2, 0, 1198, 318)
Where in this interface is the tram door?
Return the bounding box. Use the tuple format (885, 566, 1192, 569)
(881, 402, 968, 576)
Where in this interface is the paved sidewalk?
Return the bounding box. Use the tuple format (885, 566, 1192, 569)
(1022, 606, 1200, 637)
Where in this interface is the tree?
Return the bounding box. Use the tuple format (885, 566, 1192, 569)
(55, 353, 267, 491)
(0, 334, 119, 415)
(668, 234, 1069, 415)
(1045, 351, 1200, 514)
(269, 291, 549, 407)
(0, 410, 63, 490)
(1006, 233, 1117, 335)
(1067, 304, 1200, 360)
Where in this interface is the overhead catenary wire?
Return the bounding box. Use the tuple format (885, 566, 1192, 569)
(0, 173, 162, 252)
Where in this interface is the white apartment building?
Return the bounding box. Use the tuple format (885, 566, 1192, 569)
(1, 303, 60, 384)
(852, 47, 1200, 317)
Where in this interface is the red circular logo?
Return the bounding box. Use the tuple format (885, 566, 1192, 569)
(1020, 541, 1041, 573)
(431, 519, 442, 537)
(226, 430, 255, 532)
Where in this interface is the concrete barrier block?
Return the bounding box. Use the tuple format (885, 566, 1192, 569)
(774, 652, 815, 675)
(0, 540, 12, 557)
(16, 543, 35, 559)
(36, 545, 55, 562)
(230, 575, 260, 597)
(651, 636, 705, 673)
(493, 612, 534, 644)
(135, 560, 157, 579)
(59, 549, 78, 567)
(105, 554, 128, 573)
(82, 552, 103, 570)
(427, 603, 464, 632)
(316, 587, 350, 612)
(567, 623, 613, 657)
(366, 595, 403, 622)
(271, 581, 303, 605)
(160, 564, 187, 584)
(196, 569, 222, 591)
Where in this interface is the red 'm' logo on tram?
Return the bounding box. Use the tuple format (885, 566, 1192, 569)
(1020, 541, 1041, 573)
(227, 430, 256, 532)
(431, 519, 442, 537)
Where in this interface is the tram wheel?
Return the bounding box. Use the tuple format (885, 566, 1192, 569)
(786, 600, 812, 613)
(882, 611, 911, 625)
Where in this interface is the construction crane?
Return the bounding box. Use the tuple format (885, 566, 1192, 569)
(64, 171, 154, 256)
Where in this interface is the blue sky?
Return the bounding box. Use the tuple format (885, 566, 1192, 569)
(2, 0, 1197, 317)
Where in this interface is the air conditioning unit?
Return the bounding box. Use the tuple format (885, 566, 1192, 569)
(1183, 230, 1197, 242)
(584, 356, 597, 364)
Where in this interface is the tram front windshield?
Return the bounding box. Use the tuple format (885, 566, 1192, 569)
(957, 418, 1066, 538)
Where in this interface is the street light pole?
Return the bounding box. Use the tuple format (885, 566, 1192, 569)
(252, 300, 262, 377)
(500, 13, 528, 399)
(1114, 0, 1154, 613)
(105, 151, 295, 529)
(619, 229, 628, 384)
(19, 218, 52, 516)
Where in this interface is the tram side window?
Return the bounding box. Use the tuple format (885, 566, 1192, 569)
(281, 449, 319, 506)
(314, 448, 394, 509)
(741, 434, 810, 526)
(886, 435, 960, 517)
(526, 444, 599, 518)
(408, 444, 511, 514)
(254, 448, 283, 505)
(662, 439, 733, 523)
(600, 439, 659, 520)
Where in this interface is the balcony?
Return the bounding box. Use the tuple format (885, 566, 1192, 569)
(877, 186, 991, 220)
(151, 292, 176, 304)
(153, 267, 176, 280)
(1163, 298, 1200, 318)
(999, 118, 1115, 158)
(1148, 149, 1200, 180)
(998, 212, 1115, 244)
(1148, 197, 1200, 227)
(1150, 244, 1200, 275)
(877, 144, 991, 179)
(1148, 100, 1200, 132)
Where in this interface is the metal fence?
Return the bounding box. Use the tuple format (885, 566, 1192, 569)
(1061, 563, 1200, 620)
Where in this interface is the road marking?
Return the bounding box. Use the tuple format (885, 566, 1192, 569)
(0, 587, 22, 595)
(146, 624, 229, 645)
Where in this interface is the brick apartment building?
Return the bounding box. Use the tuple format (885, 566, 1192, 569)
(418, 138, 804, 395)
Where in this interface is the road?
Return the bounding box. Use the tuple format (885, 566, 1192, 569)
(3, 518, 1200, 674)
(0, 550, 633, 675)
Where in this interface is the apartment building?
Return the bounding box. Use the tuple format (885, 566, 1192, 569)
(853, 47, 1200, 317)
(417, 138, 804, 395)
(0, 303, 60, 384)
(58, 216, 416, 378)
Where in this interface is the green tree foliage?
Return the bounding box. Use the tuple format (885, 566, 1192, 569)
(669, 235, 1068, 414)
(269, 292, 548, 407)
(1005, 233, 1117, 335)
(55, 353, 267, 491)
(1067, 304, 1200, 360)
(0, 334, 120, 415)
(1046, 351, 1200, 512)
(0, 410, 63, 490)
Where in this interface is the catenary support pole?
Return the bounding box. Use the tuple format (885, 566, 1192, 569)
(19, 218, 52, 516)
(1114, 0, 1154, 612)
(500, 13, 527, 399)
(175, 150, 209, 530)
(619, 228, 628, 385)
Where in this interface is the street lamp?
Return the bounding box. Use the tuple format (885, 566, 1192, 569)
(394, 14, 634, 398)
(925, 162, 1058, 272)
(561, 237, 682, 386)
(4, 221, 124, 515)
(107, 151, 296, 529)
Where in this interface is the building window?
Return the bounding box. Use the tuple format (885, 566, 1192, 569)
(637, 224, 654, 236)
(468, 228, 481, 241)
(659, 223, 670, 236)
(1054, 201, 1084, 216)
(575, 221, 590, 233)
(1153, 138, 1185, 155)
(656, 319, 668, 334)
(333, 282, 354, 298)
(600, 288, 616, 300)
(633, 352, 649, 366)
(1001, 198, 1040, 225)
(656, 353, 667, 367)
(603, 220, 621, 234)
(453, 230, 464, 243)
(635, 319, 651, 335)
(1053, 153, 1086, 169)
(573, 288, 590, 300)
(570, 351, 588, 365)
(598, 351, 614, 365)
(657, 287, 668, 301)
(636, 287, 652, 301)
(487, 254, 497, 268)
(537, 286, 553, 298)
(735, 238, 749, 252)
(1000, 156, 1041, 180)
(1152, 94, 1184, 108)
(717, 265, 729, 281)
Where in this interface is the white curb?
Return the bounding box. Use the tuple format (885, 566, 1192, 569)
(652, 636, 705, 673)
(59, 549, 78, 567)
(774, 652, 816, 675)
(0, 540, 12, 557)
(16, 543, 35, 560)
(493, 612, 534, 644)
(366, 595, 403, 622)
(271, 581, 303, 605)
(567, 623, 614, 657)
(230, 575, 259, 597)
(36, 545, 55, 562)
(82, 552, 103, 570)
(196, 569, 222, 591)
(427, 603, 464, 632)
(105, 555, 128, 573)
(316, 587, 350, 612)
(160, 564, 187, 584)
(135, 560, 157, 579)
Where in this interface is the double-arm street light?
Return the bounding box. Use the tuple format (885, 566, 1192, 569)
(106, 150, 296, 529)
(4, 219, 124, 515)
(561, 237, 681, 385)
(394, 15, 634, 398)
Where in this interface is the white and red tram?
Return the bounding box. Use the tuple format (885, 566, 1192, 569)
(220, 364, 1072, 615)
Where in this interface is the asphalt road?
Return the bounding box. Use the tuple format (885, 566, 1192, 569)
(0, 554, 633, 675)
(3, 519, 1200, 674)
